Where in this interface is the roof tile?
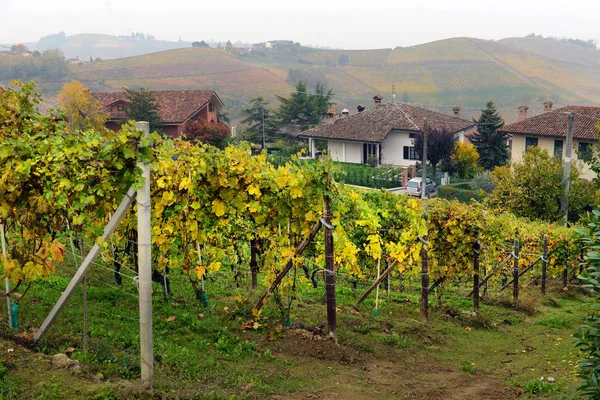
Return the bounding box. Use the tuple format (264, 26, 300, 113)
(92, 89, 221, 124)
(299, 102, 475, 142)
(499, 106, 600, 141)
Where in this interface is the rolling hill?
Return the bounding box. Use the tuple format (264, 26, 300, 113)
(64, 36, 600, 123)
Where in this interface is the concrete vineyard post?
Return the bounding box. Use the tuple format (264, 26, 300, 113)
(33, 186, 137, 342)
(0, 223, 11, 328)
(136, 121, 154, 388)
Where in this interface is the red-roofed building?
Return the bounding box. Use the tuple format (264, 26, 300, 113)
(92, 89, 225, 138)
(299, 101, 476, 167)
(499, 105, 600, 179)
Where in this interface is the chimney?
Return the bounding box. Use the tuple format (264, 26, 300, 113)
(517, 105, 529, 122)
(357, 104, 366, 113)
(452, 106, 461, 118)
(543, 101, 553, 113)
(327, 108, 337, 123)
(341, 108, 350, 118)
(373, 94, 383, 107)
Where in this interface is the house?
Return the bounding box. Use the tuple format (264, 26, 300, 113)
(298, 97, 476, 167)
(498, 103, 600, 180)
(92, 89, 225, 138)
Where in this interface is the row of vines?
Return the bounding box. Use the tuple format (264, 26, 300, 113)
(0, 83, 583, 334)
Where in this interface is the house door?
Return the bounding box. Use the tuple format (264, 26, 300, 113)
(363, 143, 377, 164)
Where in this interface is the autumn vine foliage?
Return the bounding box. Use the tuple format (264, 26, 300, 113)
(0, 82, 583, 314)
(0, 82, 152, 294)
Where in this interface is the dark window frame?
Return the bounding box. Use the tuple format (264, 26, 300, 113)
(403, 146, 420, 160)
(525, 137, 538, 151)
(554, 139, 563, 159)
(579, 142, 592, 161)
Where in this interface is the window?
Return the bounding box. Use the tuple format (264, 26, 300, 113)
(579, 142, 592, 161)
(209, 102, 214, 112)
(525, 137, 538, 151)
(117, 105, 124, 111)
(403, 146, 420, 160)
(554, 140, 563, 159)
(409, 133, 416, 139)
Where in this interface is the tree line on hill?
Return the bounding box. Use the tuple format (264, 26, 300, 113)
(0, 48, 68, 81)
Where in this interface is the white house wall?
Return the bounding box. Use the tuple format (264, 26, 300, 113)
(345, 142, 362, 163)
(381, 131, 413, 166)
(327, 140, 344, 161)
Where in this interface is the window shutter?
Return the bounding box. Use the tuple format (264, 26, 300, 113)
(403, 146, 408, 159)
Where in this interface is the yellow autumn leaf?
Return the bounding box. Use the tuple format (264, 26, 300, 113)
(248, 183, 261, 198)
(179, 177, 192, 191)
(195, 265, 206, 279)
(208, 261, 221, 273)
(49, 240, 64, 262)
(212, 199, 227, 217)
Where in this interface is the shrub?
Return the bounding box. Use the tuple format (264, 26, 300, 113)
(470, 170, 495, 194)
(574, 212, 600, 398)
(438, 183, 484, 203)
(454, 142, 480, 179)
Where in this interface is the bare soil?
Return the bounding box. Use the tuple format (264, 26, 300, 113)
(263, 329, 520, 400)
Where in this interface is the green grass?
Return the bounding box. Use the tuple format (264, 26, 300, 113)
(1, 249, 593, 399)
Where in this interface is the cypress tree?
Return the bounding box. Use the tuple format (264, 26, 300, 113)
(469, 101, 507, 170)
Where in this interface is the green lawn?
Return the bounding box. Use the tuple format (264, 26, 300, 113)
(0, 251, 592, 399)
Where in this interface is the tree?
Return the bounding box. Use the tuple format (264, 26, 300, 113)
(414, 127, 456, 179)
(487, 147, 594, 222)
(453, 142, 480, 179)
(123, 87, 162, 133)
(225, 40, 234, 53)
(338, 54, 349, 66)
(469, 101, 508, 170)
(241, 97, 280, 146)
(217, 108, 230, 125)
(183, 119, 228, 148)
(276, 81, 334, 134)
(11, 44, 28, 53)
(192, 41, 209, 48)
(57, 81, 109, 131)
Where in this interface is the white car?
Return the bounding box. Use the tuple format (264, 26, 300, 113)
(405, 177, 437, 198)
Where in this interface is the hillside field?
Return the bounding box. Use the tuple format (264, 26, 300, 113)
(61, 37, 600, 122)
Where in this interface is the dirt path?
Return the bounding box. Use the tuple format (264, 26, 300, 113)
(264, 329, 520, 400)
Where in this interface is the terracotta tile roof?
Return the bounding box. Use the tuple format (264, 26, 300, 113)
(327, 108, 337, 114)
(299, 102, 475, 143)
(498, 106, 600, 141)
(92, 90, 223, 124)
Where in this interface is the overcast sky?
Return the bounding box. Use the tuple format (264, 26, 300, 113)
(1, 0, 598, 49)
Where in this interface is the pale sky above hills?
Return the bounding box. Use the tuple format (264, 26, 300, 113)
(1, 0, 598, 49)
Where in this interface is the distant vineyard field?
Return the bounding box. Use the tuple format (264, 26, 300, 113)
(342, 65, 437, 93)
(297, 48, 392, 66)
(424, 61, 527, 92)
(386, 38, 492, 64)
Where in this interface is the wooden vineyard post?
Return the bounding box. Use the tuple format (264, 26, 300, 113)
(323, 172, 337, 342)
(541, 234, 548, 296)
(421, 239, 429, 325)
(473, 241, 480, 314)
(513, 235, 520, 302)
(0, 222, 11, 328)
(136, 121, 154, 388)
(250, 239, 258, 289)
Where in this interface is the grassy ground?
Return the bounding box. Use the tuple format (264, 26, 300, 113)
(0, 251, 592, 399)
